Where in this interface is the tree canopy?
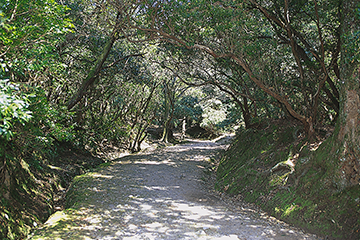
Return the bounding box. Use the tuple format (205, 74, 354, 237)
(0, 0, 359, 238)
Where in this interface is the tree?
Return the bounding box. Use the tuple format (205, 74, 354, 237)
(0, 1, 73, 238)
(0, 0, 72, 83)
(330, 1, 360, 189)
(166, 54, 263, 129)
(0, 0, 72, 167)
(54, 0, 157, 151)
(120, 0, 344, 139)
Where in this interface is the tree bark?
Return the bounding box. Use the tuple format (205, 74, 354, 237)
(67, 32, 117, 110)
(161, 81, 175, 143)
(331, 1, 360, 188)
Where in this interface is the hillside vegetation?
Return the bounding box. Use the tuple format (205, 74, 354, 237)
(216, 120, 360, 239)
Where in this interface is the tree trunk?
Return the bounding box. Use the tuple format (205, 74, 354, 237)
(161, 121, 173, 143)
(331, 1, 360, 189)
(0, 156, 10, 200)
(332, 70, 360, 189)
(67, 32, 117, 110)
(161, 81, 174, 143)
(242, 96, 252, 128)
(181, 117, 186, 139)
(161, 108, 174, 143)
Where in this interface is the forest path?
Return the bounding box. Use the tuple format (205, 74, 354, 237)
(30, 137, 319, 240)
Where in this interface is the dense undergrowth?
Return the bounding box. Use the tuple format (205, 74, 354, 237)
(215, 120, 360, 239)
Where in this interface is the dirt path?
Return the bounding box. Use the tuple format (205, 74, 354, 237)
(30, 137, 320, 240)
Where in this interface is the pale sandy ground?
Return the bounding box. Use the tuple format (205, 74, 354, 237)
(30, 136, 321, 240)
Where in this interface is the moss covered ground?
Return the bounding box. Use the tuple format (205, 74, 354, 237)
(0, 145, 104, 240)
(215, 120, 360, 239)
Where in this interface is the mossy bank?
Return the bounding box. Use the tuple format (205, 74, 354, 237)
(215, 120, 360, 239)
(0, 144, 104, 240)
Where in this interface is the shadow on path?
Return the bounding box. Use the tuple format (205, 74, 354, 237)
(30, 139, 320, 240)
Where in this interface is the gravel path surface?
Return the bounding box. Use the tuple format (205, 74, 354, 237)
(31, 137, 321, 240)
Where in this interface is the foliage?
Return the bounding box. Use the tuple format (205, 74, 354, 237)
(0, 0, 359, 238)
(174, 95, 202, 125)
(0, 80, 32, 140)
(342, 2, 360, 65)
(200, 99, 227, 130)
(0, 1, 76, 239)
(126, 0, 345, 137)
(0, 0, 73, 82)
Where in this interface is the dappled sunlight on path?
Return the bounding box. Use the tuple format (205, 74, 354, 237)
(30, 137, 319, 240)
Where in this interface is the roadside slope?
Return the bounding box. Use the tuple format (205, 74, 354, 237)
(216, 122, 360, 239)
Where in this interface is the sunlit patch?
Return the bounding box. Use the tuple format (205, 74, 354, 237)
(210, 213, 226, 220)
(145, 209, 159, 217)
(283, 204, 300, 217)
(264, 229, 276, 236)
(143, 186, 180, 191)
(171, 202, 217, 221)
(165, 148, 189, 153)
(123, 236, 138, 240)
(217, 235, 240, 240)
(44, 211, 70, 227)
(133, 160, 177, 165)
(90, 173, 114, 179)
(248, 224, 262, 228)
(144, 221, 168, 232)
(140, 203, 152, 210)
(191, 145, 222, 150)
(129, 224, 138, 230)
